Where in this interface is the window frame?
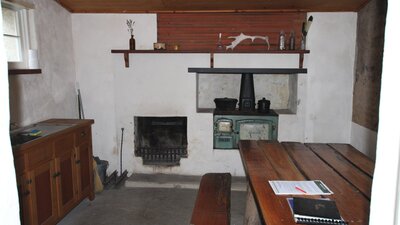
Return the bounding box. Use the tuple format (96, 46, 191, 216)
(1, 0, 36, 69)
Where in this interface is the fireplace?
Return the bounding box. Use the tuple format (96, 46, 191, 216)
(134, 117, 188, 166)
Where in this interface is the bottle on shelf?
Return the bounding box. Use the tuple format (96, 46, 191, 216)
(301, 35, 306, 50)
(216, 33, 223, 50)
(129, 35, 135, 50)
(289, 30, 295, 50)
(278, 30, 286, 50)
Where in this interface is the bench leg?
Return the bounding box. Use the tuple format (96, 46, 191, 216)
(244, 184, 262, 225)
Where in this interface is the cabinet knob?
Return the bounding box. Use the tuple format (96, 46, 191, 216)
(23, 190, 30, 196)
(53, 172, 61, 178)
(75, 160, 81, 164)
(80, 131, 86, 137)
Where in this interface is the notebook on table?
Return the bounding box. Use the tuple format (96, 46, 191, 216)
(269, 180, 333, 195)
(287, 197, 348, 225)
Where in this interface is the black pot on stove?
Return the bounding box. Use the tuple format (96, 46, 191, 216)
(214, 98, 238, 111)
(257, 98, 270, 113)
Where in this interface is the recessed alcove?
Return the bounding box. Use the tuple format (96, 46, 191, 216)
(197, 73, 299, 114)
(189, 67, 305, 114)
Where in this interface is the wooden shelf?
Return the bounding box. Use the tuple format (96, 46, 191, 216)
(111, 49, 309, 54)
(8, 69, 42, 75)
(188, 67, 307, 74)
(111, 49, 310, 68)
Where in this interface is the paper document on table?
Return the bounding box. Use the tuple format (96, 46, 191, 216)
(268, 180, 333, 195)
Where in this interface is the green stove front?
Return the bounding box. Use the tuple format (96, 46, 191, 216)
(213, 111, 278, 149)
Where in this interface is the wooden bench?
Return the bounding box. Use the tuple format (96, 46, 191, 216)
(190, 173, 232, 225)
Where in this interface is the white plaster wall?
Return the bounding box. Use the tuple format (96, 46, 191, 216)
(9, 0, 78, 126)
(199, 54, 300, 110)
(277, 13, 357, 142)
(72, 13, 357, 176)
(113, 54, 245, 175)
(351, 122, 377, 159)
(71, 14, 157, 172)
(303, 13, 357, 143)
(0, 9, 21, 225)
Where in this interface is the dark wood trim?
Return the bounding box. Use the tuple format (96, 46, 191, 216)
(8, 69, 42, 75)
(111, 49, 310, 54)
(188, 67, 307, 74)
(55, 0, 370, 14)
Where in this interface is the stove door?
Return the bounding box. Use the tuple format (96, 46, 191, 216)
(235, 119, 275, 147)
(239, 123, 270, 140)
(214, 118, 235, 149)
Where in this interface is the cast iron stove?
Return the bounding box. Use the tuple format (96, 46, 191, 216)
(213, 109, 278, 149)
(213, 73, 278, 149)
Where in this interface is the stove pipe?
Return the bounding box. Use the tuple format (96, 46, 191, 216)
(239, 73, 255, 111)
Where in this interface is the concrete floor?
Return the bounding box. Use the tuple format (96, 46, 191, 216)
(58, 174, 247, 225)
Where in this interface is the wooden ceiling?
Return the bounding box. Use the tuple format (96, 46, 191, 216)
(56, 0, 371, 13)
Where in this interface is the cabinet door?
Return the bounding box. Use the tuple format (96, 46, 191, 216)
(54, 149, 77, 216)
(76, 141, 94, 200)
(17, 174, 33, 225)
(28, 161, 58, 225)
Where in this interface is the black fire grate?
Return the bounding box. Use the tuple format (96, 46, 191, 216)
(136, 147, 187, 166)
(134, 116, 188, 166)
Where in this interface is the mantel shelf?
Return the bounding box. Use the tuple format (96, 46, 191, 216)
(8, 69, 42, 75)
(110, 49, 310, 68)
(188, 67, 307, 74)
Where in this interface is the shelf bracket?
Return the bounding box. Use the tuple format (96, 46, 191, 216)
(124, 53, 129, 68)
(299, 53, 304, 69)
(210, 53, 214, 68)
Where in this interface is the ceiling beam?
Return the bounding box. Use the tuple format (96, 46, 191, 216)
(55, 0, 371, 13)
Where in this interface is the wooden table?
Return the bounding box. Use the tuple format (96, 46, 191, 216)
(238, 140, 374, 225)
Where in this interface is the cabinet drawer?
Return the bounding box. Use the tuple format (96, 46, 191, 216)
(75, 126, 91, 145)
(54, 133, 75, 156)
(27, 142, 53, 169)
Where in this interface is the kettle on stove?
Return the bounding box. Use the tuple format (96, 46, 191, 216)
(257, 98, 270, 113)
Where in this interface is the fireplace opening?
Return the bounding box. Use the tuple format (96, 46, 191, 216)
(134, 116, 187, 166)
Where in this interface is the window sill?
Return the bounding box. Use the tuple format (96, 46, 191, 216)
(8, 69, 42, 75)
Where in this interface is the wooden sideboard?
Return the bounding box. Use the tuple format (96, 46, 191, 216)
(12, 119, 95, 225)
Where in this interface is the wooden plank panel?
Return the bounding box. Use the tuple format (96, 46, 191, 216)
(329, 144, 375, 177)
(282, 142, 370, 225)
(257, 141, 305, 180)
(239, 140, 301, 225)
(158, 13, 305, 51)
(306, 143, 372, 199)
(56, 0, 371, 13)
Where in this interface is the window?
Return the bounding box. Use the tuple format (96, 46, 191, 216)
(1, 0, 37, 69)
(2, 5, 21, 61)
